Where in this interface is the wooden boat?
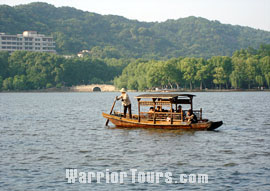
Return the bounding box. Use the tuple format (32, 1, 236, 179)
(103, 94, 223, 130)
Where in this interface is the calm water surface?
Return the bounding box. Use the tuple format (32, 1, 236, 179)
(0, 92, 270, 190)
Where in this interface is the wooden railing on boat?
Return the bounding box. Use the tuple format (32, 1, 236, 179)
(139, 101, 172, 106)
(113, 108, 203, 124)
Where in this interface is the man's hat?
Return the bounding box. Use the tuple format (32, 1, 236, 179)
(120, 88, 126, 92)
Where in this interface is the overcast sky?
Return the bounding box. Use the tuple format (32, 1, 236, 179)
(1, 0, 270, 31)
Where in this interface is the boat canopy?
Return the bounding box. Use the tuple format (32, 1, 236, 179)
(135, 94, 195, 109)
(135, 94, 195, 99)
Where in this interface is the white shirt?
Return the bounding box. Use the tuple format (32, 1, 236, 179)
(117, 93, 131, 106)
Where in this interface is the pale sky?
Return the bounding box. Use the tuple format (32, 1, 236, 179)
(1, 0, 270, 31)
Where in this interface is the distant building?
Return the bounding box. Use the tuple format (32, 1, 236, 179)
(62, 55, 74, 59)
(77, 50, 90, 57)
(0, 31, 56, 53)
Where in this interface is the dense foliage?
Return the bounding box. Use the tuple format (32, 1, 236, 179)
(114, 45, 270, 90)
(0, 51, 128, 90)
(1, 2, 270, 58)
(0, 45, 269, 91)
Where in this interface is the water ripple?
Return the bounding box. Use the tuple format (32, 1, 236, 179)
(0, 92, 270, 190)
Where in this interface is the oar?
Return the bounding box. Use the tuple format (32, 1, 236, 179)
(105, 98, 117, 126)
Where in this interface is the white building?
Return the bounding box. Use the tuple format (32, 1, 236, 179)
(0, 31, 56, 53)
(77, 50, 90, 57)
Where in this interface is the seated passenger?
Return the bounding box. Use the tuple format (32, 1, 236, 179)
(176, 105, 182, 113)
(149, 107, 155, 113)
(177, 105, 185, 120)
(185, 109, 198, 123)
(156, 106, 162, 112)
(148, 107, 155, 119)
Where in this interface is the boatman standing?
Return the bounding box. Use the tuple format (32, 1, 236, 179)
(116, 88, 132, 118)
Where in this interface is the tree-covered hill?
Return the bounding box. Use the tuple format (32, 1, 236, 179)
(1, 2, 270, 58)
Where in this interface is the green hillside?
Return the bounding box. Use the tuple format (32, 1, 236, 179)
(1, 2, 270, 58)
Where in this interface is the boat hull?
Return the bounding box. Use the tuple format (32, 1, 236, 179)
(102, 113, 222, 130)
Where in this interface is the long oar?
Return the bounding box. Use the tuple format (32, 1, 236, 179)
(105, 98, 117, 126)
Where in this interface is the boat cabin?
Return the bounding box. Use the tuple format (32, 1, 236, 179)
(134, 94, 202, 124)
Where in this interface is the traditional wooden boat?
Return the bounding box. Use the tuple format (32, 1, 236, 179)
(103, 94, 223, 130)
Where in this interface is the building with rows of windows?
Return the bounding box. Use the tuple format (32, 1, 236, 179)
(0, 31, 56, 53)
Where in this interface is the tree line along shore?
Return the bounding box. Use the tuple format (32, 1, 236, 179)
(0, 45, 270, 91)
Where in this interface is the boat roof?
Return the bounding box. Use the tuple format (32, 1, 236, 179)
(135, 94, 195, 99)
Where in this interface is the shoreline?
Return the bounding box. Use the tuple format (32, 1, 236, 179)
(0, 88, 269, 93)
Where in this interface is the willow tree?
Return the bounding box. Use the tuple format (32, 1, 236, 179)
(245, 57, 258, 89)
(265, 73, 270, 88)
(195, 58, 209, 90)
(260, 56, 270, 88)
(208, 56, 232, 89)
(180, 58, 197, 90)
(213, 67, 226, 89)
(230, 56, 247, 88)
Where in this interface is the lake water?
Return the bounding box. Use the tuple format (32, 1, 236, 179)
(0, 92, 270, 190)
